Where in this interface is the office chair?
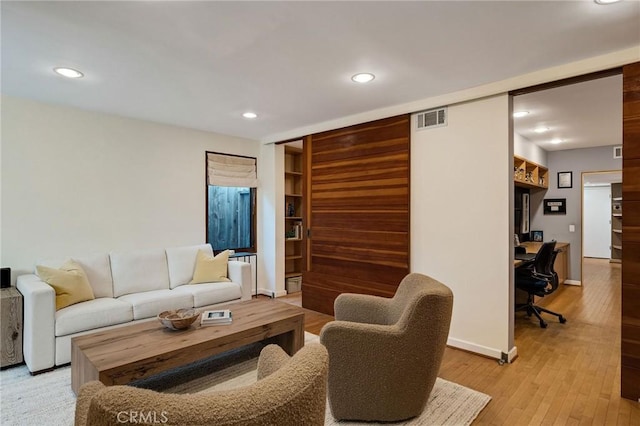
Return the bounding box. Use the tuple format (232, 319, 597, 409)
(515, 241, 567, 328)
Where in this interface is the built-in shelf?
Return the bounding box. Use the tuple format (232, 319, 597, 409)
(284, 145, 305, 293)
(611, 182, 622, 263)
(285, 272, 303, 278)
(514, 155, 549, 190)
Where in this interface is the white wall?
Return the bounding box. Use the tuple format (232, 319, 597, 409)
(514, 132, 547, 166)
(1, 96, 260, 282)
(257, 142, 286, 297)
(411, 94, 513, 359)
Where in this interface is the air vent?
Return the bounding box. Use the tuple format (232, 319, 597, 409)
(613, 145, 622, 159)
(415, 107, 447, 130)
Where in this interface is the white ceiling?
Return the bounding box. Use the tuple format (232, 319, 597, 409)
(513, 74, 622, 152)
(2, 1, 639, 143)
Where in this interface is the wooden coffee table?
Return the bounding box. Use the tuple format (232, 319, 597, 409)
(70, 299, 304, 395)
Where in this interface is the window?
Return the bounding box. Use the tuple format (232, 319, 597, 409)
(206, 152, 257, 252)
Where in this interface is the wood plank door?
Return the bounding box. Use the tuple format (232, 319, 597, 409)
(622, 61, 640, 401)
(302, 115, 410, 315)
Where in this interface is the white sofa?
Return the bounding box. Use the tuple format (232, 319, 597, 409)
(16, 243, 252, 374)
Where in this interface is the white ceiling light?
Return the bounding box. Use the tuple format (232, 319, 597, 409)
(53, 67, 83, 78)
(594, 0, 621, 4)
(351, 73, 375, 83)
(550, 138, 563, 144)
(534, 127, 549, 133)
(513, 111, 529, 118)
(242, 112, 258, 119)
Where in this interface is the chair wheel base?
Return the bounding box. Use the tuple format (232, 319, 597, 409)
(539, 321, 548, 328)
(559, 316, 567, 324)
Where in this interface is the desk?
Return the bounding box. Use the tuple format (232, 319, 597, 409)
(229, 252, 258, 297)
(514, 242, 569, 284)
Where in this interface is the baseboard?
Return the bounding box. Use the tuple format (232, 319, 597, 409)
(564, 279, 581, 286)
(260, 288, 287, 298)
(505, 346, 518, 363)
(447, 337, 505, 361)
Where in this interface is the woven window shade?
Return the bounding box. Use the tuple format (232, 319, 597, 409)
(207, 153, 257, 187)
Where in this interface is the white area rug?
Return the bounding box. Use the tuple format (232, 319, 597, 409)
(0, 333, 490, 425)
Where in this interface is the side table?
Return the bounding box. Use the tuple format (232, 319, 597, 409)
(1, 286, 23, 368)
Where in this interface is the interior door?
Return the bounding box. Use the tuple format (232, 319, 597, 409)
(583, 185, 612, 258)
(302, 115, 411, 315)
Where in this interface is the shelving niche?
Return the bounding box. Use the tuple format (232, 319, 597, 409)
(611, 182, 622, 263)
(514, 155, 549, 190)
(284, 145, 304, 292)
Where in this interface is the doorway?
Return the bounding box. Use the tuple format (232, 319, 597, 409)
(582, 171, 622, 261)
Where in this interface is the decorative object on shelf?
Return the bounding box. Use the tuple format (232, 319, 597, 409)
(157, 308, 200, 330)
(287, 202, 295, 217)
(521, 193, 530, 233)
(543, 198, 567, 215)
(531, 230, 544, 242)
(557, 171, 572, 189)
(285, 229, 296, 239)
(0, 267, 10, 288)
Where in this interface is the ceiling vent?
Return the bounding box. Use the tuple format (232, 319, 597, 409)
(415, 107, 447, 130)
(613, 145, 622, 159)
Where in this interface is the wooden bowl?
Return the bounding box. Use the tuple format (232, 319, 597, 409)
(158, 308, 200, 330)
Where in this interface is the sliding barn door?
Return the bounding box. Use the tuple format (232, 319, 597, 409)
(622, 61, 640, 401)
(302, 115, 410, 315)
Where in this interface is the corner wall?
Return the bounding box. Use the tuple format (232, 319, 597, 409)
(1, 96, 260, 282)
(411, 94, 513, 358)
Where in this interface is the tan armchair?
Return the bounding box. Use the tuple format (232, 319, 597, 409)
(320, 273, 454, 422)
(74, 343, 328, 426)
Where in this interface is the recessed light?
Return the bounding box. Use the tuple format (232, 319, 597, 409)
(551, 138, 563, 144)
(242, 112, 257, 119)
(534, 127, 549, 133)
(53, 67, 84, 78)
(594, 0, 621, 4)
(513, 111, 529, 118)
(351, 73, 375, 83)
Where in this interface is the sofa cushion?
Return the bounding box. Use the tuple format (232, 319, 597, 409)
(118, 290, 193, 320)
(36, 253, 114, 298)
(165, 244, 213, 289)
(37, 260, 96, 310)
(110, 248, 170, 297)
(55, 298, 133, 336)
(190, 250, 230, 284)
(172, 282, 242, 308)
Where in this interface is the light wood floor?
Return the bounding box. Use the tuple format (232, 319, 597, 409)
(275, 258, 640, 424)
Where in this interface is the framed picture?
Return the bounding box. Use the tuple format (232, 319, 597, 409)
(558, 171, 572, 189)
(543, 198, 567, 215)
(531, 230, 544, 242)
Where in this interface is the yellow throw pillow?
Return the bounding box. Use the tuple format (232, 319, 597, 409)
(190, 249, 231, 284)
(36, 260, 95, 310)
